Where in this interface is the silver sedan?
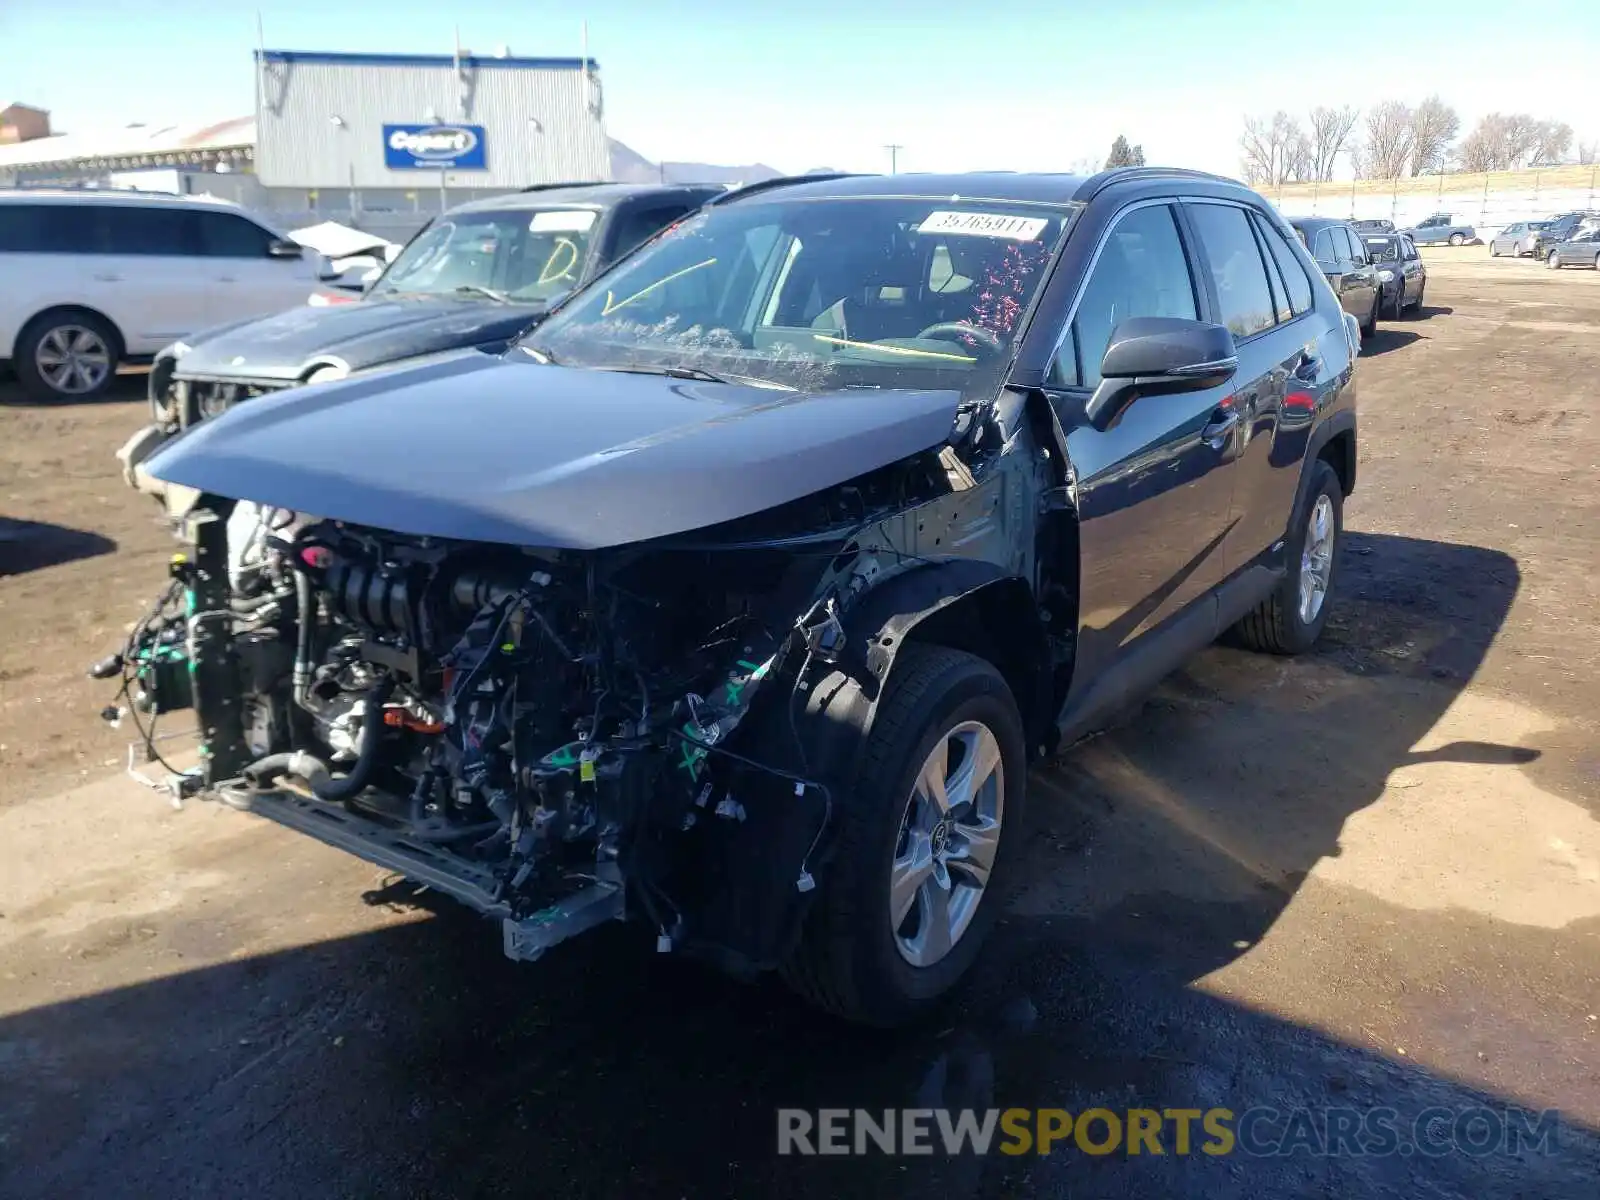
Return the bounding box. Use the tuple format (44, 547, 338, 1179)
(1544, 225, 1600, 269)
(1488, 221, 1549, 257)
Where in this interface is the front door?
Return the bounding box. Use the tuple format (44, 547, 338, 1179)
(1041, 200, 1242, 689)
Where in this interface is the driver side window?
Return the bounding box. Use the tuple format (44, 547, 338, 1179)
(1048, 204, 1198, 389)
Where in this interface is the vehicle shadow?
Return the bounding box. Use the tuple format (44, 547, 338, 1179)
(4, 534, 1590, 1200)
(1409, 304, 1453, 319)
(0, 518, 117, 577)
(0, 370, 147, 408)
(1361, 329, 1423, 356)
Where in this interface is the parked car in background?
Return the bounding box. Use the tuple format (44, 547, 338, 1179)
(1352, 218, 1396, 234)
(128, 182, 723, 467)
(109, 167, 1359, 1024)
(1543, 224, 1600, 270)
(1529, 211, 1600, 259)
(1404, 213, 1477, 246)
(1290, 217, 1380, 338)
(1362, 233, 1427, 316)
(1488, 221, 1549, 257)
(0, 190, 319, 400)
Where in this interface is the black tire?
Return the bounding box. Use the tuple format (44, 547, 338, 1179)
(1407, 282, 1426, 315)
(1489, 240, 1500, 257)
(1360, 291, 1379, 340)
(1230, 459, 1343, 656)
(1547, 251, 1561, 270)
(782, 644, 1026, 1026)
(1448, 232, 1465, 247)
(1384, 285, 1404, 320)
(15, 309, 121, 402)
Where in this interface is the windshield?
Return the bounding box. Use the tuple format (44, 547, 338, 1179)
(1528, 221, 1549, 230)
(1364, 237, 1401, 262)
(521, 195, 1079, 399)
(373, 207, 598, 303)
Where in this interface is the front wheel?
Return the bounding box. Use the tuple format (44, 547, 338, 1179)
(1230, 459, 1343, 655)
(782, 644, 1026, 1026)
(1489, 240, 1500, 257)
(1548, 251, 1562, 269)
(1360, 291, 1379, 340)
(1448, 233, 1465, 247)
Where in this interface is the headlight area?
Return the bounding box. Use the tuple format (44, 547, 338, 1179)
(1378, 270, 1395, 283)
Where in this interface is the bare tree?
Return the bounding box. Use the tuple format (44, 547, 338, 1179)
(1104, 135, 1145, 168)
(1408, 95, 1460, 174)
(1362, 100, 1415, 178)
(1240, 111, 1306, 185)
(1532, 119, 1573, 165)
(1459, 113, 1549, 171)
(1579, 140, 1600, 166)
(1308, 105, 1360, 181)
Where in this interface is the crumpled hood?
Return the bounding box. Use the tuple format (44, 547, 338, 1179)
(144, 352, 961, 549)
(173, 296, 548, 383)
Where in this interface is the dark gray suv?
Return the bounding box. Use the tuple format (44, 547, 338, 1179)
(105, 168, 1358, 1024)
(1290, 217, 1381, 340)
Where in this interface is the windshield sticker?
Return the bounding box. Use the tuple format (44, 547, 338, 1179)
(918, 211, 1049, 241)
(530, 210, 598, 233)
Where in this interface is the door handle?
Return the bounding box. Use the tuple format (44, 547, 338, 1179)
(1200, 406, 1241, 448)
(93, 273, 122, 282)
(217, 276, 238, 283)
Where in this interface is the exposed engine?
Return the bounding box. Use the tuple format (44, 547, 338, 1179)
(98, 490, 874, 963)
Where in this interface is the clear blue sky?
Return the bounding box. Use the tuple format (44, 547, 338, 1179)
(3, 0, 1595, 176)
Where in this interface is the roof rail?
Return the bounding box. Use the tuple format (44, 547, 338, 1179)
(1071, 165, 1242, 204)
(516, 180, 614, 193)
(707, 172, 868, 205)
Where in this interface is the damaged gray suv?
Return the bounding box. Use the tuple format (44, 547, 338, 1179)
(103, 168, 1358, 1025)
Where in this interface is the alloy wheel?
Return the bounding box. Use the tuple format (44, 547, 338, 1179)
(890, 719, 1005, 968)
(34, 324, 111, 395)
(1298, 494, 1336, 625)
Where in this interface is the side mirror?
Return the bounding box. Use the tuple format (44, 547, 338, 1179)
(1085, 317, 1238, 432)
(268, 238, 304, 259)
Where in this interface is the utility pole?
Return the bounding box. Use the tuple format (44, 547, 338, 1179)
(883, 144, 903, 175)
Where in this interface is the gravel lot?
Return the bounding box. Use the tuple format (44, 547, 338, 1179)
(1, 252, 1597, 1198)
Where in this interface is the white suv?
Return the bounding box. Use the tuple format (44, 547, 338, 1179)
(0, 190, 318, 400)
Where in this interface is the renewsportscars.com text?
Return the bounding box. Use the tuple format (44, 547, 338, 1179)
(777, 1106, 1562, 1158)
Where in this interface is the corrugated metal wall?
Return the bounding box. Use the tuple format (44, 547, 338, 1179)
(255, 53, 609, 189)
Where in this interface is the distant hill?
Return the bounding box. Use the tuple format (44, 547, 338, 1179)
(608, 137, 788, 186)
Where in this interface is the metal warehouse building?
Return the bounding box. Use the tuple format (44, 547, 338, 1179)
(254, 48, 608, 192)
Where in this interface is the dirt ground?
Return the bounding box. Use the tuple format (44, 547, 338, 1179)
(1, 253, 1597, 1198)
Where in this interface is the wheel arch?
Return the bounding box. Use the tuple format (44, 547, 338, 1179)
(799, 561, 1053, 787)
(14, 303, 127, 361)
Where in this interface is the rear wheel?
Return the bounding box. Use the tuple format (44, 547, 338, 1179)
(1360, 291, 1379, 339)
(15, 310, 121, 402)
(782, 644, 1026, 1026)
(1548, 251, 1562, 269)
(1230, 459, 1343, 656)
(1448, 232, 1465, 247)
(1406, 281, 1426, 315)
(1489, 239, 1500, 257)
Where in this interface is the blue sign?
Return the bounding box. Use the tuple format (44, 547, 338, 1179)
(382, 124, 488, 170)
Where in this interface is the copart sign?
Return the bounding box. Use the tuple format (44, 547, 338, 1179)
(383, 124, 488, 170)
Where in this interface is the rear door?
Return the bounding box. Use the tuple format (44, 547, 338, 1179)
(1338, 226, 1378, 317)
(194, 210, 314, 322)
(0, 203, 93, 354)
(1310, 226, 1360, 321)
(1206, 204, 1327, 567)
(1042, 200, 1242, 685)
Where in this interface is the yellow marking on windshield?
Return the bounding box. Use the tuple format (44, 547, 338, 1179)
(602, 257, 718, 316)
(810, 334, 976, 363)
(538, 237, 580, 284)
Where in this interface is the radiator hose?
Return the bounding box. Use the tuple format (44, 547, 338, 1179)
(244, 676, 395, 801)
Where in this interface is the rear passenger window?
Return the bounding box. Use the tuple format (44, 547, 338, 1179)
(104, 207, 196, 256)
(1311, 229, 1337, 266)
(0, 204, 105, 253)
(197, 212, 274, 257)
(1187, 203, 1277, 339)
(1047, 203, 1198, 389)
(1339, 228, 1364, 261)
(1253, 214, 1313, 317)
